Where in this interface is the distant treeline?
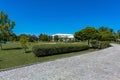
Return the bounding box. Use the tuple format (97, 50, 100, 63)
(1, 26, 120, 43)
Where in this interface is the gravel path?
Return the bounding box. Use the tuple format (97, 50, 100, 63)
(0, 44, 120, 80)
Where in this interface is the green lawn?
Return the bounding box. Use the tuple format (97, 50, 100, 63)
(0, 41, 94, 70)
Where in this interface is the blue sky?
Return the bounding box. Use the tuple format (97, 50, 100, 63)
(0, 0, 120, 35)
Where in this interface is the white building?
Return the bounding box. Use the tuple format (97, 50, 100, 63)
(52, 33, 74, 41)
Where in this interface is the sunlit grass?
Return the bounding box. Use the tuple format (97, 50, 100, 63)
(0, 41, 92, 70)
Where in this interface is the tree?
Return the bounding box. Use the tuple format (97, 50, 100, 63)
(54, 35, 59, 42)
(19, 35, 29, 53)
(0, 11, 15, 49)
(100, 32, 115, 41)
(74, 31, 86, 41)
(39, 34, 51, 41)
(8, 33, 17, 41)
(18, 34, 39, 42)
(98, 26, 113, 33)
(98, 27, 115, 41)
(29, 35, 38, 42)
(0, 11, 15, 41)
(74, 27, 100, 45)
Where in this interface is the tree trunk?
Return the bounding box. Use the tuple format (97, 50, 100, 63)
(88, 40, 90, 46)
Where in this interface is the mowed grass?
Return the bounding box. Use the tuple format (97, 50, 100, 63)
(0, 41, 94, 70)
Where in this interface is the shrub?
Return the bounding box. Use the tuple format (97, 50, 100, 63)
(32, 44, 89, 57)
(90, 40, 99, 49)
(19, 35, 29, 53)
(98, 41, 110, 49)
(90, 40, 110, 49)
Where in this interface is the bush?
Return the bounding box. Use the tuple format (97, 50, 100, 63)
(90, 40, 99, 49)
(32, 44, 89, 57)
(90, 41, 110, 49)
(98, 41, 110, 49)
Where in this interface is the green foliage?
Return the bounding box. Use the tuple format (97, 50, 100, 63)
(19, 35, 29, 43)
(74, 31, 84, 41)
(39, 34, 51, 41)
(98, 27, 115, 41)
(100, 32, 115, 41)
(29, 35, 38, 42)
(90, 40, 110, 49)
(116, 40, 120, 44)
(98, 26, 114, 33)
(8, 33, 17, 41)
(19, 35, 29, 53)
(117, 30, 120, 39)
(0, 11, 15, 41)
(74, 26, 116, 46)
(18, 34, 38, 42)
(99, 41, 110, 49)
(90, 40, 99, 49)
(54, 35, 59, 42)
(32, 44, 89, 57)
(74, 27, 100, 45)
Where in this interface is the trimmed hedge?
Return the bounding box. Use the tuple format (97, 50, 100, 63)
(32, 44, 89, 57)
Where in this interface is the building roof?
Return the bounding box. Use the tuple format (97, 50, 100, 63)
(52, 33, 74, 38)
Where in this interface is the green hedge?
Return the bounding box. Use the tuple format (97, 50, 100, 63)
(32, 44, 89, 57)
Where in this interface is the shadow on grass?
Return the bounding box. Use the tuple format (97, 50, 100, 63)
(25, 50, 32, 53)
(35, 49, 90, 57)
(2, 47, 22, 50)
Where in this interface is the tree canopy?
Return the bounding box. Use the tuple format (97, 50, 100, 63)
(74, 27, 100, 45)
(74, 26, 117, 45)
(0, 11, 15, 41)
(39, 34, 51, 41)
(98, 27, 115, 41)
(98, 26, 113, 33)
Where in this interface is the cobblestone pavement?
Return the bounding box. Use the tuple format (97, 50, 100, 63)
(0, 44, 120, 80)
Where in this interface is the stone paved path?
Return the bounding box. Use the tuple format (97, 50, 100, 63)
(0, 44, 120, 80)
